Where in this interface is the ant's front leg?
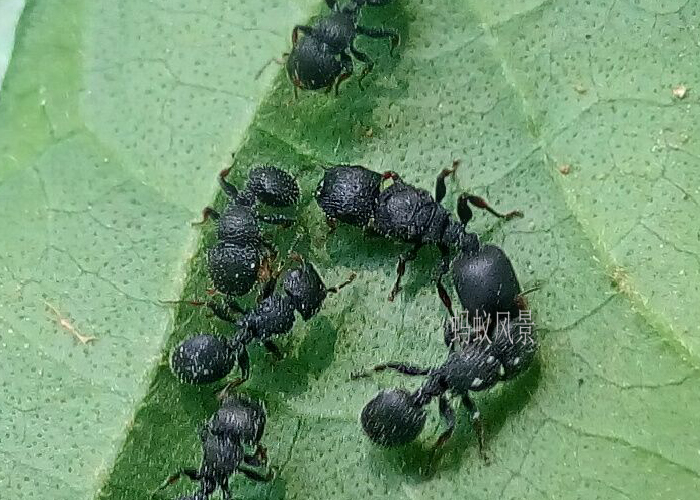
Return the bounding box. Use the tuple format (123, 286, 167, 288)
(388, 243, 422, 302)
(351, 361, 431, 380)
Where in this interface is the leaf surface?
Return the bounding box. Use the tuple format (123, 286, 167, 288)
(1, 1, 699, 500)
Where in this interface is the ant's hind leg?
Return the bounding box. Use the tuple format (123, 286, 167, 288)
(334, 52, 354, 95)
(435, 244, 455, 317)
(326, 272, 357, 294)
(462, 393, 488, 461)
(218, 167, 239, 199)
(192, 207, 220, 226)
(349, 43, 374, 90)
(216, 347, 250, 400)
(240, 466, 275, 482)
(433, 395, 456, 449)
(154, 468, 201, 493)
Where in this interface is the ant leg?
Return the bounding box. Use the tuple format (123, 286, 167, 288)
(374, 362, 430, 375)
(291, 25, 313, 45)
(239, 466, 275, 482)
(462, 393, 488, 461)
(263, 340, 283, 361)
(326, 272, 357, 294)
(220, 477, 232, 500)
(258, 257, 282, 302)
(388, 243, 422, 302)
(218, 167, 239, 199)
(433, 395, 456, 449)
(435, 244, 454, 317)
(356, 25, 400, 56)
(187, 298, 244, 323)
(217, 347, 250, 400)
(334, 52, 354, 96)
(351, 361, 430, 379)
(244, 446, 267, 467)
(515, 283, 540, 310)
(325, 216, 338, 232)
(325, 0, 338, 9)
(457, 193, 523, 224)
(192, 207, 220, 226)
(206, 301, 238, 323)
(349, 43, 374, 91)
(154, 468, 201, 492)
(257, 213, 295, 228)
(435, 160, 461, 203)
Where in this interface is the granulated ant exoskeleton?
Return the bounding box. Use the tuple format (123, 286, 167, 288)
(170, 256, 355, 395)
(315, 162, 522, 306)
(153, 396, 273, 500)
(197, 158, 299, 301)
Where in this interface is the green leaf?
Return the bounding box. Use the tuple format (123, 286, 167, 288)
(2, 1, 699, 500)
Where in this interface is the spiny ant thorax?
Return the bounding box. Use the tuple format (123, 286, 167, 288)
(440, 219, 480, 253)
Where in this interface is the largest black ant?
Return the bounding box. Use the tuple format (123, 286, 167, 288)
(315, 162, 523, 306)
(286, 0, 399, 96)
(353, 247, 537, 455)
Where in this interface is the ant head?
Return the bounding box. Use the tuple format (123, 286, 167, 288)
(283, 260, 327, 320)
(315, 165, 383, 227)
(247, 166, 300, 208)
(360, 389, 426, 447)
(170, 334, 236, 385)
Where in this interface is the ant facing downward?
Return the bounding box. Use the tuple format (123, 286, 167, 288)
(286, 0, 399, 96)
(154, 395, 273, 500)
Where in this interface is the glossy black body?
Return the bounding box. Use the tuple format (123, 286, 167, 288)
(287, 0, 398, 94)
(360, 388, 426, 447)
(450, 244, 522, 336)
